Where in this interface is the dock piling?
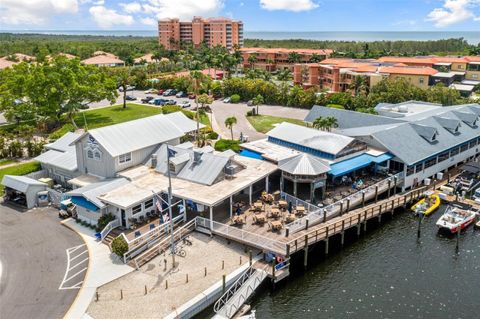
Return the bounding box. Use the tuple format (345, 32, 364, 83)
(375, 185, 379, 203)
(303, 235, 309, 268)
(341, 220, 345, 246)
(285, 227, 289, 238)
(249, 250, 253, 266)
(145, 285, 148, 295)
(324, 227, 329, 255)
(120, 289, 123, 300)
(222, 275, 226, 292)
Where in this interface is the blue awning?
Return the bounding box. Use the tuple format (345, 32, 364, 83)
(71, 196, 99, 212)
(240, 149, 263, 160)
(329, 153, 393, 177)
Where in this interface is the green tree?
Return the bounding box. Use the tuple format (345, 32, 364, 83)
(309, 53, 322, 63)
(0, 56, 117, 128)
(247, 54, 258, 69)
(224, 116, 237, 140)
(110, 67, 135, 109)
(277, 69, 292, 82)
(287, 52, 302, 64)
(252, 94, 264, 115)
(111, 236, 128, 257)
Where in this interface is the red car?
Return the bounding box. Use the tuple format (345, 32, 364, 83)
(158, 89, 165, 95)
(188, 93, 196, 99)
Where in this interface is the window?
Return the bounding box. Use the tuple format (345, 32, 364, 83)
(424, 157, 437, 169)
(94, 151, 101, 160)
(132, 204, 142, 214)
(119, 152, 132, 164)
(406, 166, 415, 176)
(144, 199, 153, 209)
(450, 147, 460, 156)
(438, 151, 450, 162)
(87, 150, 94, 159)
(460, 144, 468, 153)
(419, 77, 424, 84)
(415, 163, 423, 173)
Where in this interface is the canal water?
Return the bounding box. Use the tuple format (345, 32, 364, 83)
(251, 205, 480, 318)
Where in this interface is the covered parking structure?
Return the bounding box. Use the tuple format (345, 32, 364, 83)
(1, 175, 48, 208)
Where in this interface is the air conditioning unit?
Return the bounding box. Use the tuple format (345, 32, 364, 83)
(424, 178, 431, 186)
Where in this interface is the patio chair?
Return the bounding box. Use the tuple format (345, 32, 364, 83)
(134, 230, 141, 238)
(149, 224, 155, 230)
(139, 215, 145, 223)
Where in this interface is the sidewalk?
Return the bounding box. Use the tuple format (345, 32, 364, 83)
(62, 219, 134, 319)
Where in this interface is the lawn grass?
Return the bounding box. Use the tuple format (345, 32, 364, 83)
(75, 104, 163, 130)
(0, 161, 42, 194)
(246, 115, 306, 133)
(0, 159, 16, 167)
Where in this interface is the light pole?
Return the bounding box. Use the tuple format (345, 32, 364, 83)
(166, 146, 176, 268)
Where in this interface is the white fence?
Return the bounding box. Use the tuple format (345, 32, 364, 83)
(100, 219, 121, 240)
(286, 172, 404, 234)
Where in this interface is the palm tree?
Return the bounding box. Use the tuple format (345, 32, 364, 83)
(265, 58, 274, 72)
(277, 69, 292, 82)
(248, 54, 258, 69)
(312, 117, 324, 130)
(252, 94, 264, 115)
(287, 52, 302, 64)
(349, 75, 368, 96)
(195, 108, 207, 144)
(224, 116, 237, 140)
(309, 53, 322, 63)
(325, 117, 338, 132)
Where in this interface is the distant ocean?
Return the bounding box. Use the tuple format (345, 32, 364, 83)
(1, 30, 479, 44)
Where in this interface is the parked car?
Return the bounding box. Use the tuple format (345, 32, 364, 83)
(165, 99, 176, 105)
(163, 89, 177, 96)
(141, 96, 154, 103)
(179, 101, 191, 108)
(247, 100, 254, 106)
(144, 88, 157, 94)
(188, 93, 196, 99)
(79, 102, 90, 109)
(119, 85, 135, 92)
(149, 98, 167, 105)
(126, 95, 137, 101)
(223, 97, 231, 103)
(176, 91, 187, 98)
(158, 89, 165, 95)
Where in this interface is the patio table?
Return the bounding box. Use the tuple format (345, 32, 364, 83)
(278, 200, 288, 209)
(253, 202, 263, 211)
(270, 208, 281, 219)
(254, 213, 266, 224)
(285, 213, 296, 223)
(271, 220, 283, 231)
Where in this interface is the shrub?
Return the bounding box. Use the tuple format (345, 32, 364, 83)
(246, 109, 256, 116)
(95, 213, 116, 232)
(162, 105, 182, 114)
(214, 139, 241, 152)
(49, 123, 75, 140)
(230, 94, 241, 103)
(111, 236, 129, 257)
(207, 131, 219, 140)
(327, 104, 345, 109)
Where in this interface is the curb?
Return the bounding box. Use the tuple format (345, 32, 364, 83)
(61, 218, 94, 319)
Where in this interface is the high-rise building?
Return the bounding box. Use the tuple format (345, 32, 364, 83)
(158, 16, 243, 50)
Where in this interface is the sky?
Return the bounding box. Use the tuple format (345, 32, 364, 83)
(0, 0, 480, 31)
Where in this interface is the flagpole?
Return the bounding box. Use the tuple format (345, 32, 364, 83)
(166, 145, 176, 268)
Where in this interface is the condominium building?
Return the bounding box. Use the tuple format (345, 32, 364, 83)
(240, 48, 333, 71)
(158, 16, 243, 50)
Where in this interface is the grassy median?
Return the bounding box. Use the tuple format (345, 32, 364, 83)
(246, 115, 306, 133)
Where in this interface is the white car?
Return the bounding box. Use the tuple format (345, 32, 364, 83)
(144, 88, 157, 94)
(179, 101, 191, 108)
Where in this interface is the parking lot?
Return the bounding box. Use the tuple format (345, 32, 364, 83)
(0, 204, 86, 319)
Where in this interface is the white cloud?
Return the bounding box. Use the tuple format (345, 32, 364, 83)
(140, 17, 157, 26)
(426, 0, 480, 27)
(89, 5, 134, 28)
(141, 0, 224, 20)
(260, 0, 318, 12)
(0, 0, 78, 25)
(120, 2, 142, 14)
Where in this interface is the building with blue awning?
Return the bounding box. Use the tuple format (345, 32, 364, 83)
(329, 153, 393, 177)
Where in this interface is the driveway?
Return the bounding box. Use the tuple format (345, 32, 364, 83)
(0, 204, 85, 319)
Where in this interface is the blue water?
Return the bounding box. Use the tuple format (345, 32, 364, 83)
(1, 30, 479, 44)
(240, 149, 263, 160)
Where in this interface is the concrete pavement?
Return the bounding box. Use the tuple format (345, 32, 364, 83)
(0, 205, 85, 319)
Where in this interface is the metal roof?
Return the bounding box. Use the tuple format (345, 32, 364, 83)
(1, 175, 47, 193)
(163, 112, 205, 133)
(305, 105, 404, 129)
(267, 122, 355, 155)
(278, 154, 330, 175)
(45, 132, 82, 152)
(83, 113, 189, 157)
(150, 144, 229, 186)
(67, 178, 129, 209)
(35, 148, 77, 171)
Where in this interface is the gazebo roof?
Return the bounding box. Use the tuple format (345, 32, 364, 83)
(278, 153, 330, 176)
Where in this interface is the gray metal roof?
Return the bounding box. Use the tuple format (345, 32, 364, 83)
(150, 144, 229, 186)
(45, 132, 82, 152)
(163, 112, 205, 133)
(35, 148, 78, 171)
(278, 153, 330, 175)
(267, 122, 355, 155)
(410, 123, 438, 142)
(433, 116, 461, 133)
(84, 114, 187, 157)
(67, 178, 129, 208)
(1, 175, 47, 193)
(305, 105, 405, 129)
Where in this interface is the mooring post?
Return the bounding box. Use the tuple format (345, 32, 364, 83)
(323, 209, 327, 223)
(340, 220, 345, 246)
(305, 218, 309, 230)
(286, 244, 290, 258)
(272, 260, 276, 281)
(303, 235, 309, 268)
(249, 250, 253, 266)
(346, 198, 350, 213)
(387, 179, 392, 197)
(363, 211, 367, 232)
(222, 274, 226, 292)
(339, 201, 344, 216)
(285, 227, 289, 238)
(417, 213, 423, 240)
(456, 227, 461, 253)
(393, 176, 398, 195)
(362, 191, 366, 207)
(357, 214, 361, 236)
(375, 185, 379, 203)
(447, 173, 451, 183)
(324, 227, 329, 255)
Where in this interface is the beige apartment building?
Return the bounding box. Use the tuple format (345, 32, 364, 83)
(158, 16, 243, 50)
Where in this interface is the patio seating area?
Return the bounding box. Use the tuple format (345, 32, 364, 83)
(227, 191, 308, 234)
(123, 213, 174, 241)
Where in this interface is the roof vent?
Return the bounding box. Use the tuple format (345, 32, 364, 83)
(398, 105, 408, 113)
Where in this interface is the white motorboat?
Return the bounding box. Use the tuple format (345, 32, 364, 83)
(436, 206, 476, 234)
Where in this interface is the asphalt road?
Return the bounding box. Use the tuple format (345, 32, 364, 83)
(0, 204, 86, 319)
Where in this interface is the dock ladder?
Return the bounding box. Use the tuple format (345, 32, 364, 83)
(213, 264, 269, 319)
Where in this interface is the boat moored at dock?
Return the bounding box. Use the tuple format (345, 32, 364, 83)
(436, 206, 476, 233)
(411, 193, 441, 216)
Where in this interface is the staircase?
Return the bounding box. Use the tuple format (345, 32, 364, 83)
(103, 228, 122, 248)
(213, 265, 268, 319)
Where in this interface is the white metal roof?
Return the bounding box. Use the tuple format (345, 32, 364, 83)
(83, 114, 188, 157)
(67, 178, 129, 208)
(278, 154, 330, 175)
(35, 148, 77, 171)
(267, 122, 355, 155)
(450, 84, 475, 92)
(1, 175, 47, 193)
(45, 132, 82, 152)
(163, 112, 205, 133)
